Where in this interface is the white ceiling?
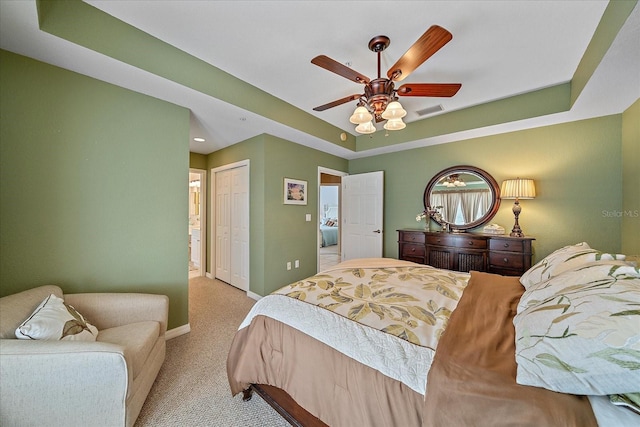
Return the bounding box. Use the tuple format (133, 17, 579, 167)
(1, 1, 638, 159)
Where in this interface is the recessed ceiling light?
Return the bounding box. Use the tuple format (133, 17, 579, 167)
(193, 137, 205, 142)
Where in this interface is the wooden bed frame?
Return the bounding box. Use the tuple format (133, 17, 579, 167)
(243, 384, 328, 427)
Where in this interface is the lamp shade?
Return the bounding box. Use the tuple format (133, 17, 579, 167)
(383, 117, 406, 131)
(349, 106, 373, 124)
(501, 178, 536, 199)
(355, 120, 376, 134)
(381, 101, 407, 120)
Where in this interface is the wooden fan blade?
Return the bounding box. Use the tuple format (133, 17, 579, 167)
(387, 25, 453, 82)
(312, 55, 370, 84)
(397, 83, 461, 97)
(313, 94, 362, 111)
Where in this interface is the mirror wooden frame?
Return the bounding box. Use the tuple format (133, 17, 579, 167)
(423, 165, 501, 231)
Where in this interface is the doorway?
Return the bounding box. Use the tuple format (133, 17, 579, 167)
(318, 167, 348, 272)
(212, 161, 250, 292)
(189, 169, 206, 278)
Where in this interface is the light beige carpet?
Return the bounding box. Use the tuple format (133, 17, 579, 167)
(135, 276, 290, 426)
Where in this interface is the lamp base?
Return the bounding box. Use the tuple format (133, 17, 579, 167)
(510, 227, 525, 238)
(510, 199, 525, 237)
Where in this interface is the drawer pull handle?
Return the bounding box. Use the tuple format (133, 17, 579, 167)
(411, 248, 416, 253)
(468, 241, 473, 246)
(503, 258, 509, 263)
(503, 243, 510, 248)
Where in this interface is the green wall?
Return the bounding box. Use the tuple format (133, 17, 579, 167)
(349, 115, 624, 262)
(622, 98, 640, 254)
(189, 152, 207, 170)
(207, 135, 348, 296)
(0, 50, 190, 329)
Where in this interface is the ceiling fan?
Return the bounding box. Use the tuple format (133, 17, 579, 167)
(311, 25, 461, 133)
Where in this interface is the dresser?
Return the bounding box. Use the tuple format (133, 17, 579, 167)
(398, 229, 534, 276)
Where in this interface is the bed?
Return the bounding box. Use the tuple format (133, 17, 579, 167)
(320, 206, 339, 247)
(227, 243, 640, 426)
(319, 222, 338, 247)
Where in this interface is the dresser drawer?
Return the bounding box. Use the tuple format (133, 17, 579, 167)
(400, 231, 425, 244)
(489, 252, 524, 270)
(489, 238, 525, 253)
(402, 243, 425, 258)
(427, 234, 487, 249)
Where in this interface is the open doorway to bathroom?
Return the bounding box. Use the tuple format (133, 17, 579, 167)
(189, 169, 206, 278)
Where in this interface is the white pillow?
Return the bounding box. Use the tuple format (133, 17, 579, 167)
(15, 294, 98, 341)
(514, 263, 640, 395)
(519, 242, 626, 289)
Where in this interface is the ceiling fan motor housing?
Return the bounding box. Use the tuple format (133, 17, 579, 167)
(365, 78, 396, 116)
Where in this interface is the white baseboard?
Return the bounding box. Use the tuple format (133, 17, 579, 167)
(247, 291, 261, 301)
(165, 323, 191, 340)
(206, 272, 213, 279)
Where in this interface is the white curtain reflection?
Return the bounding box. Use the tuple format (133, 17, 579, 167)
(432, 189, 491, 224)
(460, 189, 491, 222)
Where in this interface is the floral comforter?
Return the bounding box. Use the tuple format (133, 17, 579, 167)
(275, 259, 470, 349)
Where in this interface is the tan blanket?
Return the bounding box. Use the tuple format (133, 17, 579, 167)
(422, 271, 598, 427)
(227, 315, 424, 427)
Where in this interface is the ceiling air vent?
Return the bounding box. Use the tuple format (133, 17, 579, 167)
(416, 104, 444, 117)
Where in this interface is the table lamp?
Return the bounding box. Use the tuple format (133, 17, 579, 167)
(501, 178, 536, 237)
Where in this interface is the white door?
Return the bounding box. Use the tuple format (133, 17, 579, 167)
(215, 170, 231, 283)
(214, 163, 250, 291)
(230, 167, 249, 291)
(341, 171, 384, 260)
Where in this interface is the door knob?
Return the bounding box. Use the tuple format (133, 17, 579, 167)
(373, 229, 382, 234)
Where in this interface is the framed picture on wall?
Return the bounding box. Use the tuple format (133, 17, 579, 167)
(284, 178, 307, 205)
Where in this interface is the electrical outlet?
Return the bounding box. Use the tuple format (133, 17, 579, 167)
(294, 260, 299, 268)
(287, 262, 292, 270)
(305, 214, 311, 222)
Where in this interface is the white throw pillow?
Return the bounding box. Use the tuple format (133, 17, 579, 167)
(514, 263, 640, 395)
(519, 242, 626, 289)
(15, 294, 98, 341)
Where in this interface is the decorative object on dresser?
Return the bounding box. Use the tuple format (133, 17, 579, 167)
(398, 229, 534, 276)
(423, 165, 501, 232)
(500, 178, 536, 237)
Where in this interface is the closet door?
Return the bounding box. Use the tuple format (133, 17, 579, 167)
(230, 167, 249, 291)
(215, 170, 231, 283)
(214, 164, 250, 291)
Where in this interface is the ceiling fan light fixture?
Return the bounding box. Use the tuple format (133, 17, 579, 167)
(381, 101, 406, 120)
(312, 26, 461, 136)
(349, 106, 373, 124)
(383, 117, 406, 131)
(355, 120, 376, 134)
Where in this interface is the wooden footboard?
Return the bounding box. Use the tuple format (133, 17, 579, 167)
(244, 384, 328, 427)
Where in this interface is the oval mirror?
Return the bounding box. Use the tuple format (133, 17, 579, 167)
(423, 165, 501, 231)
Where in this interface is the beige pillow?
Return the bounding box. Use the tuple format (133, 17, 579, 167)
(519, 242, 626, 289)
(16, 294, 98, 341)
(514, 263, 640, 395)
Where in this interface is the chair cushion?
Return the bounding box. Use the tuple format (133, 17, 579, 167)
(97, 321, 160, 379)
(0, 285, 63, 339)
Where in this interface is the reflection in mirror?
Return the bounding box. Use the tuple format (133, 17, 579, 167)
(423, 166, 500, 231)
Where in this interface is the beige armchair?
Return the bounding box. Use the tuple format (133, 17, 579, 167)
(0, 285, 168, 427)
